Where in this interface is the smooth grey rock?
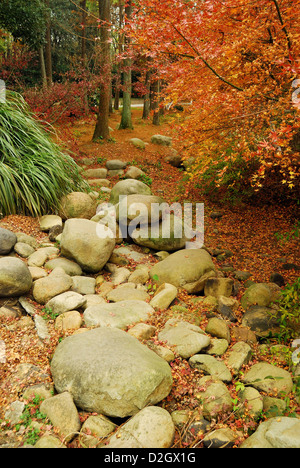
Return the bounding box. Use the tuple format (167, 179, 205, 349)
(50, 327, 173, 418)
(0, 257, 32, 297)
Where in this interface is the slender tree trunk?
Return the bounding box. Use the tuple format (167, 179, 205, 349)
(152, 78, 161, 126)
(80, 0, 89, 114)
(93, 0, 112, 141)
(119, 0, 133, 130)
(114, 0, 123, 111)
(39, 46, 47, 90)
(142, 69, 151, 120)
(45, 0, 53, 86)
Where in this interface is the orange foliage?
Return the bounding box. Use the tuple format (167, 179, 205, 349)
(129, 0, 300, 195)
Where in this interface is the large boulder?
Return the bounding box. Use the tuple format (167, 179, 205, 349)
(151, 135, 172, 146)
(116, 194, 165, 226)
(109, 179, 152, 205)
(243, 362, 293, 396)
(240, 417, 300, 448)
(0, 257, 32, 297)
(59, 192, 97, 220)
(60, 218, 115, 273)
(50, 327, 173, 418)
(149, 248, 216, 293)
(0, 228, 17, 254)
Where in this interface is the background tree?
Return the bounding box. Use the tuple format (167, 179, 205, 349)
(93, 0, 112, 140)
(119, 0, 133, 130)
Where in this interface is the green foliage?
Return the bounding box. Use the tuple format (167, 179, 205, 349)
(273, 278, 300, 343)
(274, 221, 300, 243)
(0, 91, 88, 217)
(197, 153, 260, 204)
(0, 0, 47, 49)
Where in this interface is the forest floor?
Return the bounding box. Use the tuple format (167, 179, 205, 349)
(0, 105, 299, 448)
(59, 106, 300, 287)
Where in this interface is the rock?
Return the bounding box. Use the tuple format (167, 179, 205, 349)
(158, 319, 211, 359)
(84, 300, 154, 329)
(105, 406, 175, 448)
(16, 232, 38, 249)
(71, 276, 96, 295)
(204, 277, 234, 298)
(40, 392, 81, 443)
(83, 168, 108, 179)
(131, 213, 190, 252)
(27, 247, 59, 267)
(195, 376, 233, 421)
(150, 248, 216, 293)
(130, 138, 146, 150)
(50, 327, 173, 418)
(240, 417, 300, 448)
(106, 160, 127, 170)
(109, 179, 152, 205)
(0, 227, 17, 254)
(117, 194, 165, 226)
(203, 428, 239, 448)
(189, 354, 232, 382)
(81, 294, 106, 310)
(205, 317, 231, 342)
(128, 265, 149, 284)
(113, 246, 147, 263)
(151, 134, 172, 146)
(28, 267, 47, 281)
(165, 149, 182, 168)
(60, 218, 116, 273)
(4, 400, 25, 426)
(14, 242, 35, 258)
(0, 257, 32, 297)
(206, 338, 229, 356)
(226, 342, 252, 375)
(127, 323, 156, 340)
(32, 270, 73, 305)
(234, 270, 252, 281)
(55, 311, 83, 333)
(59, 192, 97, 220)
(243, 362, 293, 396)
(241, 283, 280, 310)
(79, 415, 116, 448)
(39, 215, 62, 232)
(110, 267, 131, 285)
(106, 286, 150, 303)
(34, 435, 67, 449)
(241, 305, 280, 338)
(45, 291, 86, 316)
(45, 257, 83, 276)
(240, 387, 263, 419)
(270, 272, 285, 287)
(124, 166, 146, 179)
(49, 224, 63, 242)
(149, 283, 178, 310)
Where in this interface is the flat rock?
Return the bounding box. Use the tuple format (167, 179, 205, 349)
(158, 319, 211, 359)
(45, 257, 83, 276)
(84, 300, 154, 329)
(32, 270, 73, 305)
(39, 215, 62, 232)
(45, 291, 86, 315)
(240, 417, 300, 448)
(106, 286, 150, 303)
(243, 362, 293, 396)
(189, 354, 232, 382)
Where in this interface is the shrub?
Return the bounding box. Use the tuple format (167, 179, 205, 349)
(0, 91, 88, 217)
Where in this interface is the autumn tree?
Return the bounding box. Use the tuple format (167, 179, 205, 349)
(119, 0, 133, 130)
(128, 0, 300, 199)
(93, 0, 112, 140)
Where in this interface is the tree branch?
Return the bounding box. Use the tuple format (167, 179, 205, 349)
(271, 0, 292, 50)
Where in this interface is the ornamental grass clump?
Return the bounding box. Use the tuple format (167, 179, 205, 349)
(0, 91, 88, 217)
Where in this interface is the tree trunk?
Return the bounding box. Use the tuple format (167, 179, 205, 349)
(119, 0, 133, 130)
(80, 0, 89, 114)
(39, 46, 47, 90)
(152, 78, 161, 126)
(93, 0, 112, 141)
(114, 0, 123, 111)
(45, 0, 52, 87)
(142, 69, 151, 120)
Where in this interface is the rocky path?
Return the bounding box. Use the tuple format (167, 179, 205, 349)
(0, 126, 300, 449)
